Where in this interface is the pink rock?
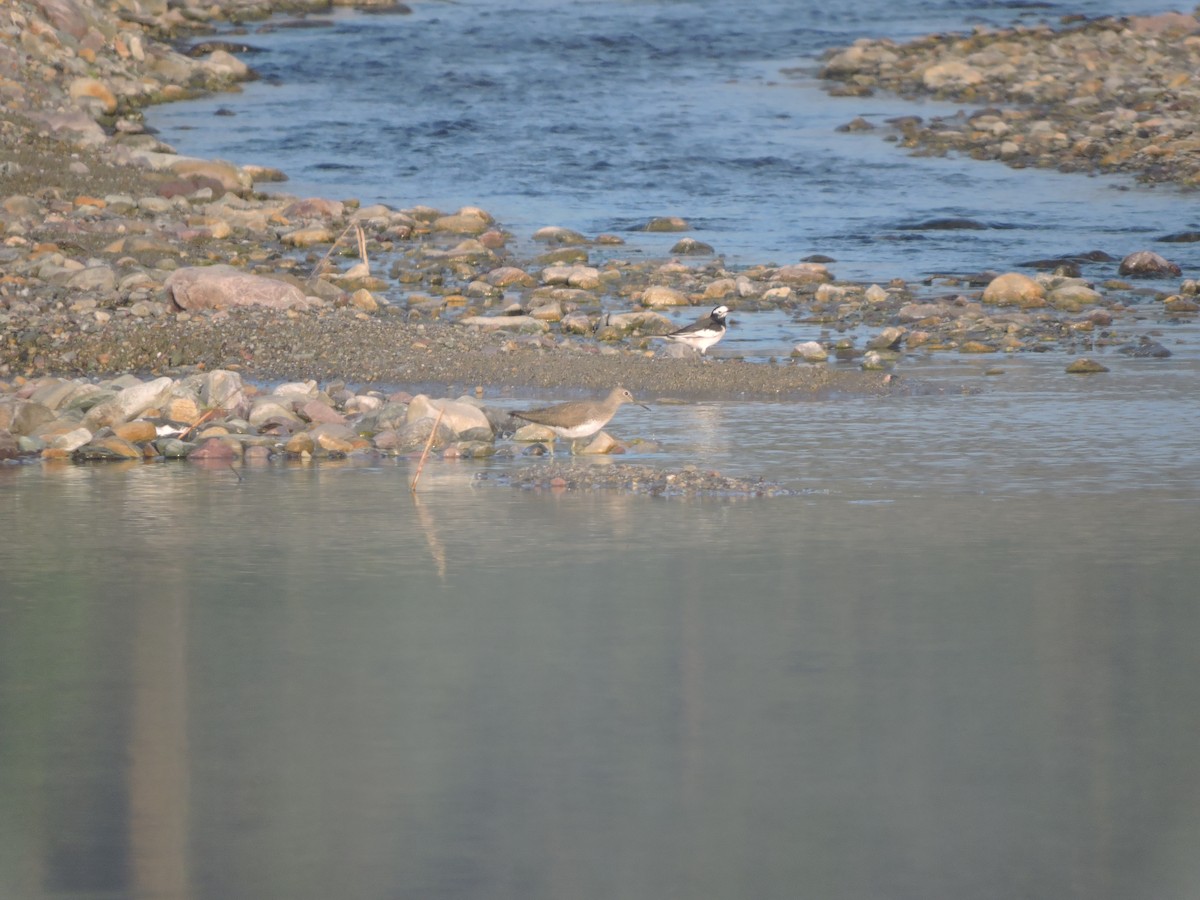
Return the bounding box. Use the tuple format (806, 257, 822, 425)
(26, 110, 106, 146)
(33, 0, 90, 39)
(300, 399, 346, 425)
(166, 265, 313, 311)
(188, 437, 239, 460)
(772, 263, 832, 285)
(1128, 13, 1200, 35)
(169, 159, 248, 196)
(284, 198, 345, 219)
(372, 429, 402, 450)
(158, 177, 226, 199)
(479, 230, 509, 249)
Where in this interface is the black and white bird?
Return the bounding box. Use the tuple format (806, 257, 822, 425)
(659, 304, 729, 356)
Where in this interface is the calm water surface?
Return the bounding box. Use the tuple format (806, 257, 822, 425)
(7, 0, 1200, 896)
(3, 362, 1200, 900)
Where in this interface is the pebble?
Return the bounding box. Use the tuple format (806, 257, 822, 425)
(819, 12, 1200, 187)
(1, 0, 1195, 483)
(2, 371, 660, 463)
(792, 341, 829, 363)
(482, 463, 796, 497)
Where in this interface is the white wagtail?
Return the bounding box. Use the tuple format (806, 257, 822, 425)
(659, 304, 729, 356)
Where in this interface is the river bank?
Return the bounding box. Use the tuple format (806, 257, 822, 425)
(1, 0, 1196, 465)
(816, 9, 1200, 187)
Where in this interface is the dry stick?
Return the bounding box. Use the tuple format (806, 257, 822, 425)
(179, 407, 223, 441)
(356, 224, 369, 276)
(410, 407, 446, 493)
(306, 222, 365, 282)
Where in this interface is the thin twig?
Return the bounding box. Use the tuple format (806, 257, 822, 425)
(410, 407, 446, 493)
(356, 224, 369, 275)
(306, 221, 362, 282)
(180, 406, 223, 441)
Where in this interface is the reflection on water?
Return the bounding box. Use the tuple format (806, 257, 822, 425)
(2, 373, 1200, 899)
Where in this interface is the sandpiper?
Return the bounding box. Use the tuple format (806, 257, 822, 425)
(511, 386, 648, 453)
(659, 304, 729, 356)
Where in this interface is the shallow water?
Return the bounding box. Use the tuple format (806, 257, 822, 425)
(148, 0, 1199, 283)
(3, 365, 1200, 900)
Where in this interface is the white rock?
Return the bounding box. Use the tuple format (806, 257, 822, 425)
(793, 341, 829, 362)
(459, 315, 548, 333)
(273, 380, 320, 399)
(865, 283, 889, 304)
(189, 369, 248, 418)
(48, 427, 94, 452)
(84, 377, 174, 429)
(407, 396, 492, 436)
(861, 351, 889, 370)
(921, 61, 984, 89)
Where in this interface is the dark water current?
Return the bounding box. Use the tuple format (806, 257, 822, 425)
(6, 2, 1200, 898)
(147, 0, 1199, 283)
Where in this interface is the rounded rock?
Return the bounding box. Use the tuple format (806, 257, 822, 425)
(670, 238, 714, 255)
(982, 272, 1045, 307)
(640, 285, 689, 308)
(792, 341, 829, 363)
(1119, 251, 1182, 278)
(644, 216, 690, 232)
(69, 77, 118, 114)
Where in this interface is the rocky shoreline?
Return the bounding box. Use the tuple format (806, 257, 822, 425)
(1, 0, 1197, 471)
(817, 10, 1200, 187)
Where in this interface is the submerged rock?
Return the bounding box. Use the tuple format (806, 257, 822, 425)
(1118, 251, 1182, 278)
(1065, 358, 1109, 374)
(482, 462, 796, 497)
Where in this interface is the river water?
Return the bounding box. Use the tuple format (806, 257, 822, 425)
(5, 1, 1200, 898)
(148, 0, 1198, 283)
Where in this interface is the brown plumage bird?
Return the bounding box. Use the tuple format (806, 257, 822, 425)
(512, 387, 648, 452)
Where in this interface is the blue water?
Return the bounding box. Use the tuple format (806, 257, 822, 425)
(148, 0, 1199, 283)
